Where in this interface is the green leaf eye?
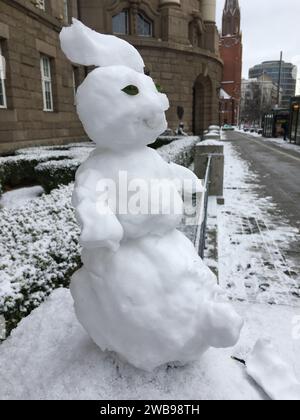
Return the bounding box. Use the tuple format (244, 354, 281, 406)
(155, 83, 162, 93)
(122, 85, 139, 96)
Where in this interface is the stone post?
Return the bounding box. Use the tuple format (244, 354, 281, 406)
(194, 143, 224, 199)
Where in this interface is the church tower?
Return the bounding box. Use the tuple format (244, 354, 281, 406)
(222, 0, 241, 36)
(219, 0, 243, 125)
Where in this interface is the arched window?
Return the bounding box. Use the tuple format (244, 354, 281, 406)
(137, 12, 153, 37)
(112, 10, 129, 35)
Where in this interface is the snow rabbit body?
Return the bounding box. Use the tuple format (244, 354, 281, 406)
(60, 19, 243, 371)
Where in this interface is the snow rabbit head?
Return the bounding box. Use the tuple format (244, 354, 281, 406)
(60, 19, 169, 150)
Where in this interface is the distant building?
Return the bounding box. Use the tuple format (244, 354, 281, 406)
(219, 0, 243, 126)
(249, 61, 297, 109)
(240, 74, 282, 125)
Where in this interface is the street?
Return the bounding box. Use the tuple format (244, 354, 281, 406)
(226, 131, 300, 230)
(215, 134, 300, 306)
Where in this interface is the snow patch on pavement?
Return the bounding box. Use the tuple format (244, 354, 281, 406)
(0, 288, 299, 400)
(246, 339, 300, 401)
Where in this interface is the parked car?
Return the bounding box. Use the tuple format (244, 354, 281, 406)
(223, 124, 234, 131)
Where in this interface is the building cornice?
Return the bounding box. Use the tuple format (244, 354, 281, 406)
(121, 35, 223, 67)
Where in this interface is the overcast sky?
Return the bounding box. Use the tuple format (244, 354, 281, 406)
(216, 0, 300, 92)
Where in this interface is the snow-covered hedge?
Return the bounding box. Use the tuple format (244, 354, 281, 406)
(0, 137, 199, 338)
(0, 185, 80, 336)
(0, 138, 194, 196)
(0, 143, 93, 196)
(158, 136, 199, 166)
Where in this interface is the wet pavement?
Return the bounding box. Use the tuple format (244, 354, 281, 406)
(226, 131, 300, 231)
(217, 135, 300, 306)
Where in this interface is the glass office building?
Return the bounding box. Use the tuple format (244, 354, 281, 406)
(249, 61, 297, 108)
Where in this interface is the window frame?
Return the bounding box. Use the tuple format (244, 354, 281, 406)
(40, 55, 54, 112)
(137, 11, 153, 37)
(0, 42, 7, 109)
(112, 10, 130, 35)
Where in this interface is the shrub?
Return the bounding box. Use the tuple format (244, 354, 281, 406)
(0, 143, 93, 196)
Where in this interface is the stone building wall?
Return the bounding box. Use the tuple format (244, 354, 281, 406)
(0, 0, 86, 155)
(0, 0, 222, 154)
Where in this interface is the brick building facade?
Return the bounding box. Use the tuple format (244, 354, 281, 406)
(0, 0, 222, 154)
(219, 0, 242, 126)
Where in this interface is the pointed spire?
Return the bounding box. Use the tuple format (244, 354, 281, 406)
(224, 0, 240, 14)
(222, 0, 241, 36)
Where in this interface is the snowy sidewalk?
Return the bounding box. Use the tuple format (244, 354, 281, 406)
(0, 288, 299, 400)
(216, 141, 300, 306)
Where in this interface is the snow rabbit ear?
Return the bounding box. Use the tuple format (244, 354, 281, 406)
(60, 18, 145, 73)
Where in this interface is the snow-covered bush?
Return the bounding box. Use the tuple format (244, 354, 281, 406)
(0, 139, 195, 196)
(0, 136, 199, 338)
(158, 136, 199, 166)
(0, 184, 80, 336)
(0, 143, 93, 196)
(35, 159, 82, 193)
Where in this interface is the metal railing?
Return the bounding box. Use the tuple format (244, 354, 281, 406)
(194, 155, 212, 258)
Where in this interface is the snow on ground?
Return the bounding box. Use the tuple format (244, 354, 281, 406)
(246, 338, 300, 400)
(0, 287, 299, 400)
(0, 186, 44, 209)
(217, 140, 300, 306)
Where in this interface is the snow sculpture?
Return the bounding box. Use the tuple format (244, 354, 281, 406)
(60, 19, 243, 371)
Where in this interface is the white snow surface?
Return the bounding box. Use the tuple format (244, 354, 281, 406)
(60, 20, 242, 371)
(198, 140, 223, 146)
(0, 186, 44, 209)
(0, 288, 299, 400)
(246, 339, 300, 401)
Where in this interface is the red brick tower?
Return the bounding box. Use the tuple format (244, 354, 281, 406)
(219, 0, 242, 125)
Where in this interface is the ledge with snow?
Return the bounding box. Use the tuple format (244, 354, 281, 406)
(0, 288, 299, 400)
